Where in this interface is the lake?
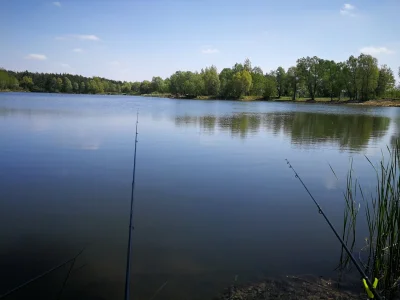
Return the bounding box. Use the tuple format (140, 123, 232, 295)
(0, 93, 399, 300)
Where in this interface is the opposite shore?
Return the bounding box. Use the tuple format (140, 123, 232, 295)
(140, 93, 400, 107)
(1, 90, 399, 107)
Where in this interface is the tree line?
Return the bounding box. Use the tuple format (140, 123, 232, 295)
(1, 54, 399, 101)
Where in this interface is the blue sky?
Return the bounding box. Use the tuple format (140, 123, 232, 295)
(1, 0, 399, 82)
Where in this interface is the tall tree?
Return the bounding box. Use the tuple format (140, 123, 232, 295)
(275, 67, 287, 98)
(121, 82, 132, 94)
(131, 82, 141, 94)
(0, 69, 9, 90)
(375, 65, 395, 97)
(322, 60, 341, 101)
(63, 77, 73, 93)
(343, 55, 359, 100)
(21, 76, 34, 91)
(56, 77, 63, 92)
(73, 82, 79, 93)
(244, 58, 252, 72)
(287, 66, 299, 100)
(252, 66, 263, 75)
(140, 80, 152, 94)
(232, 70, 252, 98)
(151, 76, 165, 93)
(264, 75, 277, 100)
(80, 81, 86, 93)
(202, 65, 220, 96)
(250, 72, 266, 96)
(296, 56, 324, 100)
(357, 54, 379, 101)
(219, 68, 234, 98)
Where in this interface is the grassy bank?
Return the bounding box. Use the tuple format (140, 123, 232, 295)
(140, 93, 400, 107)
(3, 90, 399, 107)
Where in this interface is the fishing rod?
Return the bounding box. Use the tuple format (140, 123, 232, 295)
(0, 248, 84, 299)
(285, 159, 382, 300)
(124, 111, 139, 300)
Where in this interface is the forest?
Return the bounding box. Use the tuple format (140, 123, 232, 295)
(1, 54, 399, 101)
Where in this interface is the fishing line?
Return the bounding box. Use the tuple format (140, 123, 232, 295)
(285, 159, 382, 300)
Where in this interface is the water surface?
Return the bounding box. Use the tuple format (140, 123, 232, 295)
(0, 93, 399, 299)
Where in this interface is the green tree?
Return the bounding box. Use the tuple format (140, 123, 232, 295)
(88, 80, 98, 94)
(131, 82, 141, 94)
(252, 66, 263, 75)
(219, 68, 234, 98)
(287, 66, 300, 100)
(63, 77, 73, 93)
(264, 75, 277, 99)
(244, 58, 252, 72)
(232, 63, 244, 73)
(232, 70, 252, 98)
(375, 65, 395, 97)
(202, 65, 220, 96)
(8, 76, 19, 90)
(322, 60, 342, 101)
(151, 76, 165, 93)
(343, 55, 359, 100)
(21, 76, 34, 91)
(170, 71, 184, 95)
(357, 54, 379, 101)
(275, 67, 286, 98)
(93, 77, 104, 94)
(73, 82, 79, 93)
(115, 84, 121, 94)
(56, 77, 63, 92)
(121, 82, 132, 94)
(0, 69, 9, 90)
(250, 72, 266, 96)
(80, 81, 86, 93)
(140, 80, 151, 94)
(163, 78, 171, 93)
(296, 56, 324, 100)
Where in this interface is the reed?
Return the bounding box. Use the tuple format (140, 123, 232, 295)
(339, 140, 400, 299)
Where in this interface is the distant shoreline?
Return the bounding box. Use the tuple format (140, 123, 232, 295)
(140, 93, 400, 107)
(1, 90, 399, 107)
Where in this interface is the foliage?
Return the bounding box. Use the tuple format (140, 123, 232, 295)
(339, 141, 400, 299)
(219, 68, 234, 99)
(250, 71, 266, 96)
(376, 65, 395, 98)
(264, 75, 277, 100)
(232, 70, 252, 98)
(202, 65, 220, 96)
(275, 66, 287, 98)
(1, 55, 398, 100)
(0, 69, 19, 90)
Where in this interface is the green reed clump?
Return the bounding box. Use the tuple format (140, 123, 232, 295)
(339, 140, 400, 299)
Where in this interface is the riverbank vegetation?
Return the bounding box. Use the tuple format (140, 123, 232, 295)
(1, 54, 399, 102)
(339, 141, 400, 299)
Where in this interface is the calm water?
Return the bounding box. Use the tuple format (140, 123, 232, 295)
(0, 93, 399, 299)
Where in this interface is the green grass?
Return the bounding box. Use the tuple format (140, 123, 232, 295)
(339, 140, 400, 299)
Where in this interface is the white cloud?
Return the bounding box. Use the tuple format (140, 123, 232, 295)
(72, 48, 83, 53)
(75, 35, 100, 41)
(109, 60, 121, 66)
(340, 3, 356, 16)
(360, 46, 395, 55)
(202, 48, 219, 54)
(53, 1, 61, 7)
(344, 3, 355, 10)
(55, 34, 100, 41)
(25, 54, 47, 60)
(60, 63, 71, 68)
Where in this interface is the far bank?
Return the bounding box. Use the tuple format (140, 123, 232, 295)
(140, 93, 400, 107)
